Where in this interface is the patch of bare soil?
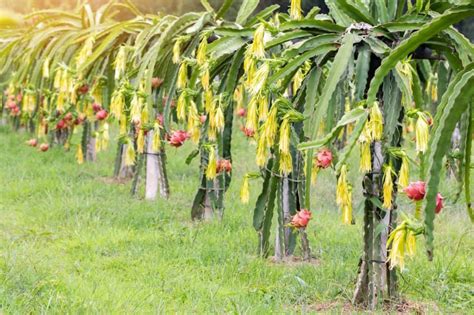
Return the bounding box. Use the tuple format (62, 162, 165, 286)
(99, 176, 131, 185)
(304, 299, 438, 314)
(311, 301, 355, 313)
(269, 255, 320, 266)
(386, 299, 439, 314)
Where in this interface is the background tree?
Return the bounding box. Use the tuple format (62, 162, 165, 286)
(0, 0, 472, 40)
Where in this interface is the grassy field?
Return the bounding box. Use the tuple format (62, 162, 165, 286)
(0, 125, 473, 313)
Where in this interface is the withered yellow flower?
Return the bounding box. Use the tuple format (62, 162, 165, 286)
(431, 82, 438, 103)
(76, 35, 95, 69)
(244, 56, 257, 89)
(240, 175, 250, 204)
(130, 93, 142, 124)
(114, 46, 127, 80)
(415, 113, 429, 153)
(256, 135, 267, 167)
(405, 230, 416, 257)
(257, 95, 268, 122)
(208, 105, 216, 128)
(177, 62, 188, 90)
(369, 101, 383, 141)
(245, 97, 258, 132)
(279, 151, 293, 174)
(249, 24, 266, 59)
(359, 141, 372, 173)
(290, 0, 303, 20)
(152, 123, 161, 152)
(278, 119, 291, 154)
(358, 124, 372, 172)
(262, 106, 278, 147)
(76, 145, 84, 165)
(206, 147, 217, 180)
(293, 68, 304, 92)
(56, 93, 65, 112)
(176, 92, 188, 122)
(208, 126, 217, 141)
(342, 191, 353, 225)
(399, 154, 409, 188)
(204, 89, 214, 113)
(196, 35, 208, 66)
(387, 219, 421, 271)
(91, 82, 102, 104)
(383, 165, 393, 209)
(60, 70, 70, 93)
(137, 129, 145, 154)
(125, 141, 136, 166)
(214, 106, 225, 132)
(201, 64, 210, 91)
(336, 164, 350, 206)
(387, 228, 406, 270)
(141, 105, 149, 124)
(187, 101, 200, 143)
(110, 91, 124, 120)
(249, 63, 270, 96)
(234, 84, 244, 110)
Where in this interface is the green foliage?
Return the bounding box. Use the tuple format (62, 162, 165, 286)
(0, 1, 473, 311)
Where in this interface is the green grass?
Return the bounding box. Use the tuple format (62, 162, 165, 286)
(0, 125, 473, 313)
